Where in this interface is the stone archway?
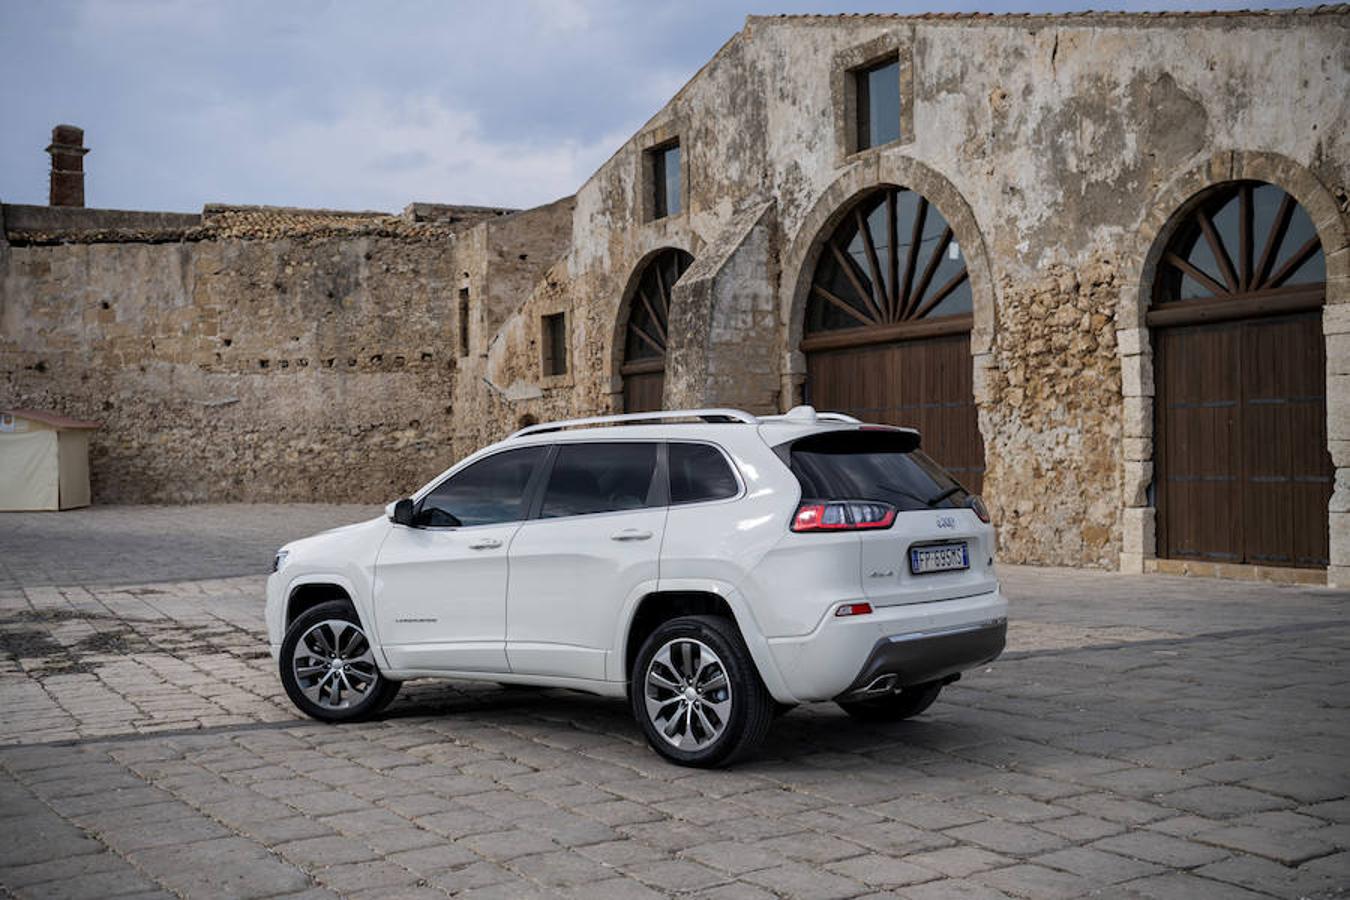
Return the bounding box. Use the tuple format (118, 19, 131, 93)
(608, 239, 696, 413)
(1119, 151, 1350, 586)
(781, 155, 997, 411)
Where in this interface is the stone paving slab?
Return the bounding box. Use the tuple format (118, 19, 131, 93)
(1, 504, 1348, 898)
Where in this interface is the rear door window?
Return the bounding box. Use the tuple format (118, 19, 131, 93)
(669, 442, 739, 504)
(540, 442, 659, 518)
(786, 430, 969, 511)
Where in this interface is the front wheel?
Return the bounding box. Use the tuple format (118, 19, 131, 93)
(630, 615, 774, 768)
(837, 681, 943, 722)
(279, 600, 401, 722)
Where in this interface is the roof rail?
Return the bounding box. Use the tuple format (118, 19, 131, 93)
(510, 408, 758, 438)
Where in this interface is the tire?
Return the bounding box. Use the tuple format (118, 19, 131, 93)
(837, 681, 943, 722)
(630, 615, 774, 768)
(279, 600, 401, 722)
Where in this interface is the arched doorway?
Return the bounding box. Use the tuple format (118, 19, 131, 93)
(802, 185, 984, 491)
(1151, 180, 1331, 568)
(620, 248, 693, 413)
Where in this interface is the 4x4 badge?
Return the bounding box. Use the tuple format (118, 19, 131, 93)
(937, 515, 956, 529)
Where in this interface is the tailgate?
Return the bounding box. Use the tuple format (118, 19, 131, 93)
(858, 507, 996, 606)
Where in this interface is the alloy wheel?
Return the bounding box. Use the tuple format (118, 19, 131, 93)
(644, 638, 732, 749)
(291, 619, 379, 709)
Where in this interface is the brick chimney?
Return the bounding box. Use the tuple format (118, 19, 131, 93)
(46, 124, 88, 207)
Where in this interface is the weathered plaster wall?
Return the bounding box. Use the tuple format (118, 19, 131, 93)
(469, 9, 1348, 574)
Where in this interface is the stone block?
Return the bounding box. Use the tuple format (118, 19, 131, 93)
(1332, 510, 1350, 568)
(1122, 395, 1153, 437)
(1329, 375, 1350, 441)
(1116, 327, 1147, 357)
(1123, 437, 1153, 462)
(1121, 506, 1156, 556)
(1328, 332, 1350, 375)
(1328, 564, 1350, 590)
(1123, 460, 1153, 507)
(1119, 550, 1145, 573)
(1121, 355, 1154, 398)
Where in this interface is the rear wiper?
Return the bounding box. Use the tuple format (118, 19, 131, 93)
(876, 482, 964, 508)
(926, 485, 963, 507)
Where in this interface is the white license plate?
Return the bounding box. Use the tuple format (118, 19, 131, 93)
(910, 543, 969, 575)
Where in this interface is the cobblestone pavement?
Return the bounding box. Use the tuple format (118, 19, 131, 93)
(1, 506, 1347, 899)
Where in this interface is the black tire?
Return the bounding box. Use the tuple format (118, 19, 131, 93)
(279, 600, 401, 722)
(630, 614, 774, 768)
(837, 681, 943, 722)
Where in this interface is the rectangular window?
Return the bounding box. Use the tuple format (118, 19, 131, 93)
(541, 312, 567, 376)
(540, 442, 659, 518)
(856, 58, 901, 150)
(651, 142, 681, 219)
(458, 287, 471, 357)
(669, 443, 739, 505)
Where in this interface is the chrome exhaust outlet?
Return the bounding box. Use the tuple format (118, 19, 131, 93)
(861, 674, 897, 695)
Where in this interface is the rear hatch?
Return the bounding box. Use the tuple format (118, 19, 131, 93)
(782, 428, 997, 607)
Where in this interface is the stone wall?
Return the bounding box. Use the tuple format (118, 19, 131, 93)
(0, 202, 570, 504)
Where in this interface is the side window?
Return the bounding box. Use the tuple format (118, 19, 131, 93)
(669, 442, 739, 505)
(540, 443, 658, 519)
(419, 446, 547, 527)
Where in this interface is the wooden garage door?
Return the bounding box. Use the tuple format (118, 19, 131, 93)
(807, 332, 984, 493)
(801, 185, 985, 492)
(1155, 313, 1330, 567)
(1151, 180, 1330, 568)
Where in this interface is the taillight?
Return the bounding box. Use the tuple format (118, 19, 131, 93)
(792, 501, 897, 532)
(969, 495, 990, 524)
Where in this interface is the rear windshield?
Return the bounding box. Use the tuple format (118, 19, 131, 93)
(783, 430, 970, 512)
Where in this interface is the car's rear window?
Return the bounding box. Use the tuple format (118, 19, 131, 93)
(784, 430, 970, 512)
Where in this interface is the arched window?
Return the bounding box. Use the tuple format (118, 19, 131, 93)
(1154, 181, 1325, 306)
(802, 186, 983, 491)
(1150, 180, 1330, 569)
(806, 186, 971, 338)
(620, 248, 693, 413)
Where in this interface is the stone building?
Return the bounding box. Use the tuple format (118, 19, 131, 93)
(2, 8, 1348, 587)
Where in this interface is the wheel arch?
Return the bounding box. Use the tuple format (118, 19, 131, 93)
(615, 581, 798, 704)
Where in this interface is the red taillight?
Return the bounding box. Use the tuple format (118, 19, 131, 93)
(969, 495, 990, 524)
(835, 602, 873, 617)
(792, 501, 897, 532)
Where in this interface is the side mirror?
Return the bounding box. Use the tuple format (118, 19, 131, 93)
(391, 498, 417, 527)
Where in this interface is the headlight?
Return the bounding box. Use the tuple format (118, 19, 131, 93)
(271, 550, 290, 573)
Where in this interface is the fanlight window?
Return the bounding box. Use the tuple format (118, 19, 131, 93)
(1155, 181, 1325, 303)
(623, 248, 693, 365)
(806, 186, 970, 335)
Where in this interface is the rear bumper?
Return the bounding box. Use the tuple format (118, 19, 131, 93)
(834, 618, 1006, 700)
(764, 588, 1007, 703)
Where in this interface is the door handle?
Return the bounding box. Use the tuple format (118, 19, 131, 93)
(611, 529, 653, 542)
(468, 538, 503, 550)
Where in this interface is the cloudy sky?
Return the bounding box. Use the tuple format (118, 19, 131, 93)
(0, 0, 1307, 214)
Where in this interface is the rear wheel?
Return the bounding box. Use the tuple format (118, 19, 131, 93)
(630, 615, 773, 768)
(280, 600, 401, 722)
(837, 681, 943, 722)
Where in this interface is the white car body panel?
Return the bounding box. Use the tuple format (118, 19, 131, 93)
(264, 410, 1006, 707)
(507, 505, 667, 680)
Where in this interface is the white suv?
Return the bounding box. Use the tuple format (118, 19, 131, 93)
(266, 406, 1006, 767)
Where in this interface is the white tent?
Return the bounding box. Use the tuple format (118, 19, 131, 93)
(0, 408, 100, 511)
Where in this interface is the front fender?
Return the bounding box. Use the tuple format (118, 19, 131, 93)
(277, 571, 394, 672)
